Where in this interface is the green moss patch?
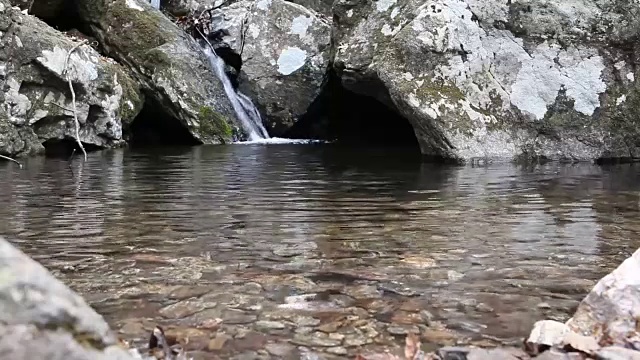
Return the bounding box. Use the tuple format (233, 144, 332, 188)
(198, 106, 233, 142)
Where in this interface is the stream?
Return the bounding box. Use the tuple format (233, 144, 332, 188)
(0, 144, 639, 359)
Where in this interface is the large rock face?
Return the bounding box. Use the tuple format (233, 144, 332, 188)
(0, 236, 136, 359)
(0, 0, 143, 157)
(332, 0, 640, 163)
(74, 0, 238, 143)
(212, 0, 331, 135)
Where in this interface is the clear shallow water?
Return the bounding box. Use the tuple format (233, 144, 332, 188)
(1, 145, 639, 358)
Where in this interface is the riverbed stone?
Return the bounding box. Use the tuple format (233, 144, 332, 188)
(207, 0, 331, 136)
(332, 0, 640, 163)
(436, 346, 529, 360)
(526, 320, 570, 351)
(567, 247, 640, 348)
(596, 346, 640, 360)
(158, 298, 216, 319)
(0, 237, 137, 359)
(0, 0, 143, 157)
(292, 332, 343, 347)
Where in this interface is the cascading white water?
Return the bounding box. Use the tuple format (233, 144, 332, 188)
(149, 0, 160, 9)
(202, 46, 270, 141)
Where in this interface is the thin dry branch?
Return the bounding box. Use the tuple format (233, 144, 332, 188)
(50, 102, 74, 113)
(62, 39, 89, 162)
(0, 154, 23, 168)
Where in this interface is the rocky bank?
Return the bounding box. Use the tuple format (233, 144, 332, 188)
(1, 0, 639, 162)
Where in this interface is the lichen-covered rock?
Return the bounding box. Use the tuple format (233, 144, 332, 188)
(566, 247, 640, 349)
(75, 0, 237, 143)
(211, 0, 331, 135)
(0, 0, 143, 157)
(284, 0, 333, 16)
(332, 0, 640, 163)
(0, 236, 137, 359)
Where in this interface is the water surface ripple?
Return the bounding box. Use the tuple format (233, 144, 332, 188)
(1, 145, 639, 357)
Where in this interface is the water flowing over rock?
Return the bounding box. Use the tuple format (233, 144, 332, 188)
(209, 0, 331, 136)
(0, 0, 143, 157)
(0, 236, 137, 359)
(202, 45, 270, 140)
(73, 0, 238, 144)
(332, 0, 640, 163)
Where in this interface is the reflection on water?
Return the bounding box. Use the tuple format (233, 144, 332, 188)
(1, 145, 640, 356)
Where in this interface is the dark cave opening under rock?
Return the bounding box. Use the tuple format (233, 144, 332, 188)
(284, 72, 422, 155)
(29, 0, 86, 33)
(127, 98, 201, 148)
(42, 138, 102, 158)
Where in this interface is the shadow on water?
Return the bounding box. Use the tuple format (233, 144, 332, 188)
(1, 145, 640, 356)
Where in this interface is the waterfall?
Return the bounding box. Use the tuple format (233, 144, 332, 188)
(150, 0, 160, 9)
(201, 45, 270, 142)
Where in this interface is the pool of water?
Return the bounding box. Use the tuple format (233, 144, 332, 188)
(1, 145, 639, 359)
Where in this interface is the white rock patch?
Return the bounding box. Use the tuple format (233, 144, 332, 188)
(616, 95, 626, 106)
(125, 0, 143, 11)
(290, 15, 313, 38)
(510, 42, 606, 120)
(628, 73, 635, 82)
(248, 23, 260, 39)
(390, 7, 399, 19)
(375, 0, 396, 12)
(277, 47, 307, 75)
(256, 0, 272, 11)
(37, 45, 98, 83)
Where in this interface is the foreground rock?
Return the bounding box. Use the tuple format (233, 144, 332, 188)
(0, 0, 143, 157)
(521, 247, 640, 359)
(0, 236, 137, 359)
(332, 0, 640, 163)
(210, 0, 331, 135)
(567, 248, 640, 348)
(74, 0, 238, 144)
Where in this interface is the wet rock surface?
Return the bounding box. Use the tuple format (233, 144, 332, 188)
(73, 0, 237, 144)
(0, 237, 137, 359)
(331, 0, 640, 163)
(209, 0, 331, 136)
(0, 0, 143, 157)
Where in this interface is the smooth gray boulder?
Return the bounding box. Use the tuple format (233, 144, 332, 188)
(332, 0, 640, 163)
(211, 0, 331, 135)
(0, 236, 137, 359)
(0, 0, 143, 157)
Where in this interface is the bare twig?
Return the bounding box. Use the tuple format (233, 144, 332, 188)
(50, 102, 74, 113)
(62, 39, 89, 162)
(196, 27, 215, 51)
(0, 154, 23, 169)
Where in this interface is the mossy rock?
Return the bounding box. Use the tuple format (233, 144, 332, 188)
(198, 106, 233, 143)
